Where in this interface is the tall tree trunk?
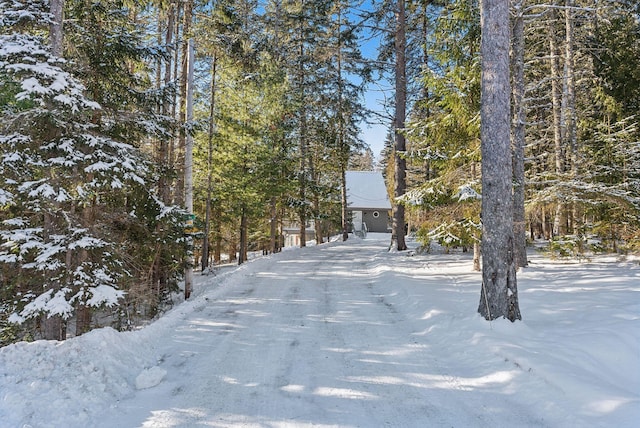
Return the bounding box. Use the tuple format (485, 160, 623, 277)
(542, 206, 551, 239)
(229, 239, 237, 263)
(270, 196, 279, 253)
(43, 315, 65, 341)
(184, 38, 194, 300)
(41, 212, 66, 340)
(478, 0, 521, 322)
(549, 8, 568, 236)
(309, 154, 322, 245)
(297, 3, 308, 248)
(336, 3, 349, 242)
(175, 1, 193, 207)
(470, 162, 482, 271)
(473, 242, 481, 271)
(214, 206, 222, 263)
(75, 305, 91, 336)
(511, 0, 528, 268)
(201, 55, 217, 271)
(564, 0, 581, 237)
(50, 0, 64, 57)
(420, 1, 433, 181)
(341, 167, 349, 241)
(159, 4, 175, 205)
(214, 234, 222, 264)
(75, 201, 94, 336)
(392, 0, 407, 251)
(239, 207, 248, 264)
(313, 197, 323, 245)
(152, 5, 173, 297)
(168, 3, 181, 204)
(565, 0, 577, 171)
(43, 2, 66, 339)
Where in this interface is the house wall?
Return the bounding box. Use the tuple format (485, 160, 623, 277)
(283, 230, 316, 247)
(358, 209, 390, 233)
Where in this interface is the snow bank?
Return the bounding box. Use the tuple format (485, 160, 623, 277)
(0, 327, 157, 427)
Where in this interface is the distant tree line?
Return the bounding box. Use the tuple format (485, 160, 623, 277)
(383, 0, 639, 262)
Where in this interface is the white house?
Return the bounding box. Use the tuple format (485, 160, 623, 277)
(346, 171, 392, 235)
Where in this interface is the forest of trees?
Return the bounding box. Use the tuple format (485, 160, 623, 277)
(395, 0, 639, 263)
(1, 0, 638, 342)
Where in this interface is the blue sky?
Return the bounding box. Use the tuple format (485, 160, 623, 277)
(356, 0, 392, 160)
(360, 87, 391, 159)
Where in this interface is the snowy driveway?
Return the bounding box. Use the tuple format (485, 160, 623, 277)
(2, 234, 638, 427)
(97, 238, 537, 427)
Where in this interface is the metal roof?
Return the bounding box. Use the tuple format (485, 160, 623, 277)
(345, 171, 392, 210)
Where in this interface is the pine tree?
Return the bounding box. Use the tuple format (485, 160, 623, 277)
(522, 0, 639, 253)
(511, 0, 527, 267)
(390, 0, 408, 251)
(319, 0, 369, 241)
(0, 0, 183, 341)
(265, 0, 349, 247)
(478, 0, 521, 321)
(0, 0, 139, 338)
(400, 0, 482, 267)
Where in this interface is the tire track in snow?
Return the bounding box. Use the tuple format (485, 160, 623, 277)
(95, 238, 555, 427)
(360, 248, 553, 427)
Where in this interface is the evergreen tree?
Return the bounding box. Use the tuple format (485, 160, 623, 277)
(523, 0, 640, 252)
(478, 0, 521, 321)
(401, 0, 482, 267)
(193, 0, 240, 269)
(1, 0, 130, 338)
(592, 1, 640, 118)
(511, 0, 527, 267)
(0, 0, 183, 341)
(320, 0, 369, 241)
(264, 0, 361, 247)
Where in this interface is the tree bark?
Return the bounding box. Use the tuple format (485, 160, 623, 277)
(184, 38, 194, 299)
(565, 0, 577, 171)
(478, 0, 521, 322)
(75, 305, 91, 336)
(341, 167, 349, 241)
(46, 12, 72, 335)
(314, 210, 323, 245)
(511, 0, 528, 268)
(336, 4, 349, 243)
(158, 5, 174, 205)
(229, 240, 237, 263)
(75, 201, 94, 336)
(201, 55, 217, 271)
(308, 152, 322, 245)
(214, 209, 222, 263)
(239, 207, 248, 265)
(175, 1, 193, 207)
(270, 197, 278, 253)
(297, 3, 308, 248)
(42, 315, 65, 341)
(391, 0, 407, 251)
(564, 0, 581, 237)
(49, 0, 64, 56)
(168, 3, 181, 204)
(473, 241, 481, 271)
(549, 8, 568, 236)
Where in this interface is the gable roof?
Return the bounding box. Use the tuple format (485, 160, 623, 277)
(345, 171, 392, 210)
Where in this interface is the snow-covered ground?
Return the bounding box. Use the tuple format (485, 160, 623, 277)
(1, 233, 638, 428)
